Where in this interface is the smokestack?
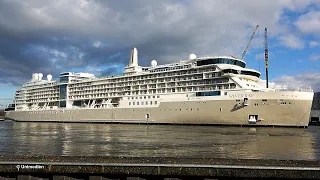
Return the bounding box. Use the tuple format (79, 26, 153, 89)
(129, 47, 138, 67)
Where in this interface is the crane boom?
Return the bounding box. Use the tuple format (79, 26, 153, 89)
(241, 25, 259, 59)
(265, 27, 269, 88)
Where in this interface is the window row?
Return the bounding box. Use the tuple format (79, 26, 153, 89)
(129, 101, 158, 106)
(128, 95, 160, 100)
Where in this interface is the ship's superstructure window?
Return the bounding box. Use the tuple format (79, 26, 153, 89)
(197, 58, 246, 68)
(60, 101, 66, 108)
(222, 69, 260, 78)
(59, 84, 67, 107)
(59, 85, 67, 100)
(149, 65, 190, 73)
(60, 76, 69, 83)
(196, 91, 221, 96)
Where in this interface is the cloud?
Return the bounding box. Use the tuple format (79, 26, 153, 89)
(309, 41, 320, 47)
(258, 79, 277, 89)
(277, 34, 305, 49)
(295, 11, 320, 36)
(0, 83, 12, 87)
(272, 73, 320, 92)
(0, 0, 319, 88)
(310, 54, 320, 61)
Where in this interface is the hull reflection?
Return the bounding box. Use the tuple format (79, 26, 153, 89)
(0, 121, 316, 160)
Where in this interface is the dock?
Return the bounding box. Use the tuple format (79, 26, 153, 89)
(0, 156, 320, 179)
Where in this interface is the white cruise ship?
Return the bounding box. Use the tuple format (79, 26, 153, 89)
(5, 47, 314, 127)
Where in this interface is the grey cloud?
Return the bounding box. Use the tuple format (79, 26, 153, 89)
(0, 0, 319, 87)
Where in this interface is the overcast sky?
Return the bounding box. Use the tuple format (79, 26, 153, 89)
(0, 0, 320, 105)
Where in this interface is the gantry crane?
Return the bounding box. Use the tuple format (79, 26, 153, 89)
(241, 25, 259, 60)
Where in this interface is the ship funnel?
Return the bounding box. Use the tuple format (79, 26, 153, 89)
(32, 73, 38, 81)
(129, 47, 138, 67)
(38, 73, 43, 80)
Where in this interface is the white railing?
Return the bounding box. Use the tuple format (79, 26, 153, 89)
(274, 88, 313, 92)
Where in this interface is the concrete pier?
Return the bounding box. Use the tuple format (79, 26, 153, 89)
(0, 156, 320, 179)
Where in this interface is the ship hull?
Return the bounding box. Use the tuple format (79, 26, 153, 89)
(5, 91, 314, 127)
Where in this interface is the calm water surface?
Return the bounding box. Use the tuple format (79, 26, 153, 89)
(0, 120, 319, 160)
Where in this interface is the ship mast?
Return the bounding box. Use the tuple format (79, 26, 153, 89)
(264, 27, 269, 88)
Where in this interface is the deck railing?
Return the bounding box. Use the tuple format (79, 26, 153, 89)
(274, 88, 313, 92)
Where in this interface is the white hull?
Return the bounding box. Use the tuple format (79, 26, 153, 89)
(6, 91, 314, 127)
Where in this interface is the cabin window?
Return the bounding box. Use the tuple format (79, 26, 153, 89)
(129, 102, 131, 105)
(155, 101, 158, 104)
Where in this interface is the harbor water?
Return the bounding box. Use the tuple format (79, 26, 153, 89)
(0, 120, 319, 160)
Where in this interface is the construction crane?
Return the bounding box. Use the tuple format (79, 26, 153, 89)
(265, 27, 269, 88)
(241, 25, 259, 59)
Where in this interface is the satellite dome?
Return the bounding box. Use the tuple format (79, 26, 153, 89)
(151, 60, 157, 67)
(47, 74, 52, 81)
(189, 54, 196, 60)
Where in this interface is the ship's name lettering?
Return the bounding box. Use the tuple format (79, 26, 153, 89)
(229, 93, 253, 98)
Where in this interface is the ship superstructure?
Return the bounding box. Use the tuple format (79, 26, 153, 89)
(6, 47, 314, 127)
(14, 48, 263, 111)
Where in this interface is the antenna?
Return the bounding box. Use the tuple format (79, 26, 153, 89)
(264, 27, 269, 88)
